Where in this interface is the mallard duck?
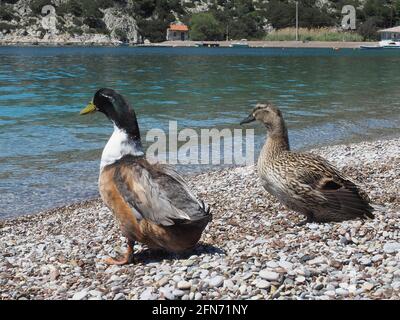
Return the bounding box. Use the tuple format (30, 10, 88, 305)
(80, 88, 212, 264)
(240, 103, 374, 224)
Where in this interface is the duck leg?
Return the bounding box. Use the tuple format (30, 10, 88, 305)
(103, 239, 135, 265)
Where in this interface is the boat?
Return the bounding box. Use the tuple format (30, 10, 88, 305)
(361, 40, 400, 49)
(229, 39, 249, 48)
(361, 26, 400, 49)
(360, 45, 383, 50)
(195, 42, 220, 47)
(380, 40, 400, 48)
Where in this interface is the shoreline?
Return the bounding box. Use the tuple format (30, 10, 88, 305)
(151, 40, 377, 49)
(0, 40, 378, 49)
(2, 134, 398, 222)
(1, 137, 399, 300)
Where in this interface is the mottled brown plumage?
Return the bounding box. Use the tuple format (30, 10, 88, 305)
(241, 103, 374, 224)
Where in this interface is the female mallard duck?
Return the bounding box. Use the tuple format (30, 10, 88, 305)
(80, 88, 212, 264)
(240, 103, 374, 225)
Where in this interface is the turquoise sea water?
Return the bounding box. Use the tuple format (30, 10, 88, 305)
(0, 46, 399, 218)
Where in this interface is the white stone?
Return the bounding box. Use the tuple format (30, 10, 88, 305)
(278, 261, 293, 270)
(266, 261, 279, 268)
(72, 290, 88, 300)
(256, 280, 271, 289)
(209, 276, 224, 288)
(383, 243, 400, 253)
(177, 280, 191, 290)
(194, 292, 202, 300)
(259, 270, 280, 281)
(308, 257, 326, 265)
(336, 288, 349, 297)
(140, 289, 157, 300)
(173, 289, 185, 297)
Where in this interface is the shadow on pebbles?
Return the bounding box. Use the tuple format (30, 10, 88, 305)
(1, 138, 399, 300)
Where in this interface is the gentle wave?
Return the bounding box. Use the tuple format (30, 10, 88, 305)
(0, 47, 399, 218)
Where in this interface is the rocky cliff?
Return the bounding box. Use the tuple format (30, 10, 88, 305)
(0, 0, 140, 45)
(0, 0, 381, 45)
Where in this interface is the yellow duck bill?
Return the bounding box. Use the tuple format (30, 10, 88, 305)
(80, 102, 97, 115)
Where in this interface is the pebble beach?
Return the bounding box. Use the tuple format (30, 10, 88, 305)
(1, 137, 399, 300)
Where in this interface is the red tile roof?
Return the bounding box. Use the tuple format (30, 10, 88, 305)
(169, 24, 189, 32)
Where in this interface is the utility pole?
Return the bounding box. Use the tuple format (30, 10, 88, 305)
(296, 1, 299, 41)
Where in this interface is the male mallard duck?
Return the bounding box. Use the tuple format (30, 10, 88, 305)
(240, 103, 374, 224)
(80, 88, 212, 264)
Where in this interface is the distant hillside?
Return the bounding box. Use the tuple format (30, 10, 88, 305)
(0, 0, 399, 44)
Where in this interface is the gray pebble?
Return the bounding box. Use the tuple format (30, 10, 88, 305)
(177, 280, 191, 290)
(259, 270, 280, 281)
(209, 276, 224, 288)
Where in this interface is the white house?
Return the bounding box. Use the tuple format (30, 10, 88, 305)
(166, 23, 189, 41)
(378, 26, 400, 47)
(378, 26, 400, 41)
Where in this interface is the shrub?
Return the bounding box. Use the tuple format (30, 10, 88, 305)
(58, 0, 110, 19)
(358, 17, 381, 41)
(115, 28, 128, 42)
(0, 4, 16, 21)
(189, 12, 224, 41)
(0, 22, 16, 33)
(58, 0, 84, 17)
(66, 26, 83, 36)
(264, 28, 363, 42)
(97, 0, 114, 9)
(84, 17, 108, 33)
(72, 17, 83, 27)
(30, 0, 53, 15)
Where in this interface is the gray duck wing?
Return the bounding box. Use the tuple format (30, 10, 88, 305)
(114, 158, 211, 226)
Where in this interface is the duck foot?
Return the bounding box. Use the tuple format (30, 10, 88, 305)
(295, 213, 314, 227)
(103, 240, 135, 265)
(296, 219, 309, 227)
(103, 255, 135, 265)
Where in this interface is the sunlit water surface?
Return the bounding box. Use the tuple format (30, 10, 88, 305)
(1, 46, 399, 218)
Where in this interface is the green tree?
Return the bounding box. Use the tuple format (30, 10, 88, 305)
(115, 28, 128, 42)
(262, 0, 295, 29)
(362, 0, 394, 27)
(204, 0, 267, 40)
(358, 16, 381, 40)
(30, 0, 53, 15)
(0, 4, 16, 21)
(297, 0, 335, 27)
(189, 12, 224, 41)
(396, 0, 400, 23)
(58, 0, 114, 18)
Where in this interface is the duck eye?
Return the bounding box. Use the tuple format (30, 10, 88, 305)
(101, 93, 114, 102)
